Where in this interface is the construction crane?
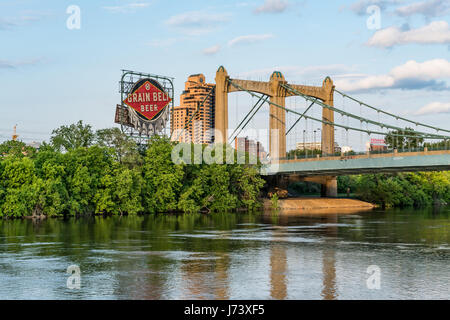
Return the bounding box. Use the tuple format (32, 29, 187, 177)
(12, 125, 18, 141)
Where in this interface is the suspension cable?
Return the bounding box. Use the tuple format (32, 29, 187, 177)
(286, 98, 317, 135)
(282, 83, 449, 139)
(227, 79, 447, 140)
(335, 89, 450, 134)
(229, 94, 268, 141)
(229, 95, 268, 143)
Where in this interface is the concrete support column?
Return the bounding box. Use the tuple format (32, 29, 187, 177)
(320, 176, 338, 198)
(215, 66, 228, 144)
(321, 77, 335, 157)
(269, 72, 287, 159)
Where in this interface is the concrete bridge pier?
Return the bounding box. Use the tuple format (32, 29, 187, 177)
(296, 175, 338, 198)
(266, 175, 338, 198)
(321, 177, 338, 198)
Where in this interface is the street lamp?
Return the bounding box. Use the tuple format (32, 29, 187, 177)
(303, 130, 307, 158)
(313, 130, 316, 153)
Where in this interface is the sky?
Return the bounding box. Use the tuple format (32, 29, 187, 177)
(0, 0, 449, 151)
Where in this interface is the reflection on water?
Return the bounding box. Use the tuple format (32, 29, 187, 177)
(0, 208, 449, 300)
(270, 245, 287, 300)
(321, 215, 338, 300)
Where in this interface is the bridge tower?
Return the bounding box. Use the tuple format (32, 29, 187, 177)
(214, 66, 229, 144)
(214, 66, 337, 197)
(321, 77, 335, 156)
(269, 71, 287, 158)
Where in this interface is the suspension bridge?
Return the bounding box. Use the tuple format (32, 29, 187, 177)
(181, 66, 450, 197)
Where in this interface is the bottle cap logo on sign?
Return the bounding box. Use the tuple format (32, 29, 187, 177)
(123, 79, 172, 121)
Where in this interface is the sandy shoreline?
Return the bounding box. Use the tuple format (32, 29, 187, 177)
(263, 197, 375, 214)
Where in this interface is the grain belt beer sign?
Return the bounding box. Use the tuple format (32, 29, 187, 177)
(123, 78, 172, 122)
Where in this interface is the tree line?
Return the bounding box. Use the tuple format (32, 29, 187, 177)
(337, 173, 450, 208)
(0, 121, 265, 218)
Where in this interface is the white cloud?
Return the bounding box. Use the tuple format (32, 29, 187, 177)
(0, 58, 44, 69)
(103, 2, 151, 13)
(165, 11, 231, 35)
(390, 59, 450, 80)
(414, 102, 450, 115)
(347, 0, 402, 15)
(237, 64, 356, 80)
(203, 45, 221, 55)
(228, 34, 274, 46)
(0, 11, 51, 29)
(336, 59, 450, 92)
(254, 0, 289, 14)
(367, 21, 450, 47)
(395, 0, 450, 17)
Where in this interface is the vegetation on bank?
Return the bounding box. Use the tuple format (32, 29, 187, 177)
(337, 173, 450, 208)
(288, 127, 450, 208)
(290, 172, 450, 209)
(0, 121, 265, 218)
(1, 121, 449, 217)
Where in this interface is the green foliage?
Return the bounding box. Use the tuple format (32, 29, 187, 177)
(289, 181, 321, 195)
(178, 148, 265, 213)
(286, 148, 322, 158)
(385, 127, 424, 149)
(0, 140, 35, 158)
(50, 120, 95, 152)
(270, 193, 279, 210)
(423, 140, 449, 150)
(96, 127, 142, 168)
(0, 122, 268, 218)
(142, 136, 184, 213)
(337, 175, 358, 194)
(231, 165, 265, 211)
(344, 172, 450, 208)
(0, 157, 40, 217)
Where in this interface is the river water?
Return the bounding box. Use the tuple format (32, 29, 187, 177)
(0, 208, 448, 300)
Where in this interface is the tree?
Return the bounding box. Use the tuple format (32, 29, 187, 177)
(385, 127, 424, 150)
(112, 167, 144, 214)
(50, 120, 95, 152)
(96, 127, 142, 167)
(423, 140, 449, 150)
(35, 162, 69, 216)
(0, 140, 35, 158)
(142, 136, 184, 213)
(0, 157, 40, 217)
(229, 164, 265, 211)
(179, 164, 237, 213)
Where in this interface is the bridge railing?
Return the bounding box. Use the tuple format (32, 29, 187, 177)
(277, 144, 450, 162)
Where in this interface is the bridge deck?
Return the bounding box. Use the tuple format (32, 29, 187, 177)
(261, 150, 450, 176)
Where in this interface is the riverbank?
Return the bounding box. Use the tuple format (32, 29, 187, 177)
(264, 197, 375, 213)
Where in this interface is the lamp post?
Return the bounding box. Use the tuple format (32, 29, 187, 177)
(313, 130, 316, 155)
(303, 130, 307, 158)
(313, 128, 321, 155)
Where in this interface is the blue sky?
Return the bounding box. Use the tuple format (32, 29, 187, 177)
(0, 0, 449, 151)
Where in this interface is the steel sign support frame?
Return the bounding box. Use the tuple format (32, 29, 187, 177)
(118, 70, 175, 144)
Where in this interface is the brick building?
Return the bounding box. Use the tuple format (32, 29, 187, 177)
(235, 136, 267, 160)
(171, 74, 215, 144)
